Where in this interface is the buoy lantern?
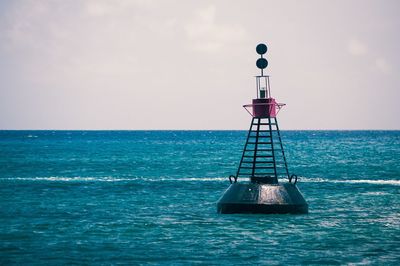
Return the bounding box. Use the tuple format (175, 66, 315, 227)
(217, 43, 308, 214)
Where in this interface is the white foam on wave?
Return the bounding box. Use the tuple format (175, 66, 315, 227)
(361, 191, 390, 196)
(2, 176, 132, 182)
(1, 176, 229, 182)
(2, 176, 399, 186)
(301, 177, 400, 186)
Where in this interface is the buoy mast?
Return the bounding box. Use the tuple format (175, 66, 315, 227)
(239, 43, 288, 184)
(217, 43, 308, 214)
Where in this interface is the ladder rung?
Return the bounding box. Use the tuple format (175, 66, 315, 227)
(239, 166, 275, 169)
(238, 173, 276, 176)
(245, 140, 281, 143)
(243, 155, 273, 158)
(241, 161, 275, 164)
(243, 161, 276, 164)
(238, 172, 274, 175)
(245, 149, 281, 152)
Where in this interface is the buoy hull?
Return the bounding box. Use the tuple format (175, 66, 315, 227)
(217, 182, 308, 214)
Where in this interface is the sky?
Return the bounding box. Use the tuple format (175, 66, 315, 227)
(0, 0, 399, 130)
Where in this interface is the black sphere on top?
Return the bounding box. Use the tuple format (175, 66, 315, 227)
(256, 58, 268, 69)
(256, 43, 268, 55)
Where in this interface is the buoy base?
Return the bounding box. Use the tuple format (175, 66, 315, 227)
(217, 182, 308, 214)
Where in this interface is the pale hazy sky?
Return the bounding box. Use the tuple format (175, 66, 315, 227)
(0, 0, 399, 130)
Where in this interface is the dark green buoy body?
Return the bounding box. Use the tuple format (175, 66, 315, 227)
(217, 182, 308, 214)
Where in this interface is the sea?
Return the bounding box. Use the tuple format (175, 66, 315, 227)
(0, 130, 399, 265)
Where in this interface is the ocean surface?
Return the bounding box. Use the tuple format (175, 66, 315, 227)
(0, 130, 399, 265)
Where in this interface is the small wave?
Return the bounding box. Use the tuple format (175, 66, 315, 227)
(361, 191, 390, 196)
(2, 176, 131, 182)
(0, 176, 229, 183)
(1, 176, 399, 186)
(300, 177, 400, 186)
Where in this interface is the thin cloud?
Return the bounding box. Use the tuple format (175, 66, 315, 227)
(184, 5, 246, 52)
(347, 38, 368, 56)
(375, 57, 391, 74)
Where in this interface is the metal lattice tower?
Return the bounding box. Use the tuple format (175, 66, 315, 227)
(236, 117, 289, 184)
(217, 43, 308, 214)
(236, 43, 289, 184)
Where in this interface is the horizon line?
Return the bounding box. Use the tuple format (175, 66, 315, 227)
(1, 129, 399, 131)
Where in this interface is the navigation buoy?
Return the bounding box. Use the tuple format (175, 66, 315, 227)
(217, 43, 308, 214)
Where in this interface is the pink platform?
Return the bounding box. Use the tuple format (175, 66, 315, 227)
(251, 98, 277, 117)
(243, 97, 285, 118)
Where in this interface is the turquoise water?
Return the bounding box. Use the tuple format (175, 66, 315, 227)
(0, 130, 399, 265)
